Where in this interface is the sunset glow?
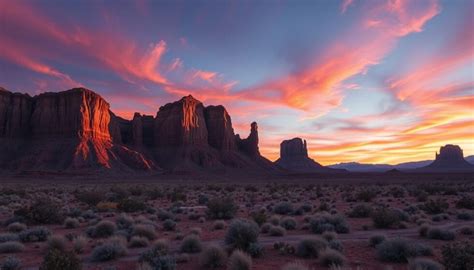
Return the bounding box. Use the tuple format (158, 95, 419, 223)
(0, 0, 472, 165)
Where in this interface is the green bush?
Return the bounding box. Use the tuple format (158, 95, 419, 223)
(280, 217, 297, 230)
(420, 199, 449, 215)
(129, 236, 150, 248)
(39, 249, 81, 270)
(19, 227, 50, 242)
(139, 244, 176, 270)
(347, 204, 373, 218)
(117, 198, 146, 213)
(132, 224, 157, 240)
(228, 250, 252, 270)
(47, 235, 67, 252)
(90, 239, 127, 262)
(369, 234, 386, 247)
(199, 245, 227, 269)
(76, 191, 104, 206)
(15, 199, 63, 225)
(296, 238, 327, 258)
(274, 202, 294, 215)
(0, 242, 24, 253)
(162, 219, 176, 231)
(247, 242, 264, 258)
(87, 220, 116, 238)
(0, 234, 19, 243)
(180, 235, 202, 253)
(7, 223, 26, 233)
(309, 214, 349, 234)
(269, 225, 286, 236)
(376, 238, 432, 262)
(206, 197, 238, 220)
(441, 241, 474, 270)
(426, 227, 455, 241)
(0, 256, 21, 270)
(408, 258, 443, 270)
(319, 249, 345, 267)
(371, 208, 402, 229)
(225, 219, 259, 250)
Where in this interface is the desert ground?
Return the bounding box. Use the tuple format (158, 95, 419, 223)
(0, 173, 473, 270)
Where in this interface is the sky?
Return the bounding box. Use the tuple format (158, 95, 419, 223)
(0, 0, 473, 165)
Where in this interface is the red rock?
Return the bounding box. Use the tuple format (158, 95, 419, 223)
(154, 95, 208, 147)
(419, 144, 474, 172)
(204, 105, 237, 151)
(237, 122, 260, 156)
(0, 88, 33, 138)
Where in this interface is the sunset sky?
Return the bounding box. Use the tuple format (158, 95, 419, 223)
(0, 0, 473, 165)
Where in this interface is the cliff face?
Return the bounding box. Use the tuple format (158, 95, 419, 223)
(0, 87, 275, 174)
(0, 88, 155, 172)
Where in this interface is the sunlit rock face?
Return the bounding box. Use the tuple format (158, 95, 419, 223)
(154, 95, 208, 147)
(0, 87, 276, 174)
(419, 144, 474, 172)
(0, 88, 155, 172)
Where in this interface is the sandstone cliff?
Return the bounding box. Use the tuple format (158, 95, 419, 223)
(418, 144, 474, 172)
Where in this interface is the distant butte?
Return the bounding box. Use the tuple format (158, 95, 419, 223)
(0, 87, 276, 174)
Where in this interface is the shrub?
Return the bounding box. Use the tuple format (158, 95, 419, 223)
(269, 226, 286, 237)
(64, 218, 80, 229)
(228, 250, 252, 270)
(225, 219, 259, 250)
(296, 238, 327, 258)
(328, 240, 344, 252)
(274, 242, 296, 255)
(280, 217, 297, 230)
(408, 258, 443, 270)
(369, 234, 386, 247)
(419, 224, 430, 237)
(151, 239, 170, 254)
(0, 256, 21, 270)
(457, 212, 473, 220)
(88, 220, 116, 238)
(426, 227, 455, 241)
(199, 245, 227, 269)
(180, 235, 202, 253)
(7, 223, 26, 233)
(117, 198, 146, 213)
(90, 239, 127, 262)
(19, 227, 50, 242)
(281, 262, 308, 270)
(162, 219, 176, 231)
(0, 234, 19, 243)
(139, 245, 176, 270)
(250, 211, 267, 226)
(39, 249, 81, 270)
(347, 204, 373, 218)
(76, 190, 104, 206)
(376, 238, 431, 262)
(73, 236, 87, 254)
(132, 224, 157, 240)
(212, 220, 226, 230)
(274, 202, 294, 215)
(319, 249, 345, 267)
(116, 214, 134, 230)
(371, 208, 402, 229)
(47, 235, 67, 252)
(460, 226, 473, 235)
(0, 242, 24, 253)
(456, 195, 474, 209)
(309, 214, 349, 234)
(260, 223, 272, 234)
(206, 197, 238, 220)
(356, 189, 377, 202)
(247, 242, 264, 258)
(15, 199, 63, 225)
(322, 231, 337, 242)
(421, 199, 449, 215)
(441, 241, 474, 270)
(128, 236, 149, 248)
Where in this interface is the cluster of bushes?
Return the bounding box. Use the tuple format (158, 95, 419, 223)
(14, 199, 64, 225)
(225, 219, 263, 257)
(420, 199, 449, 215)
(419, 225, 455, 241)
(206, 197, 238, 220)
(347, 204, 373, 218)
(371, 207, 407, 229)
(441, 241, 474, 270)
(91, 237, 127, 262)
(376, 238, 433, 262)
(117, 198, 146, 213)
(139, 241, 176, 270)
(309, 214, 350, 234)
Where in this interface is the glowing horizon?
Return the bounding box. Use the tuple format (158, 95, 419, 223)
(0, 0, 472, 165)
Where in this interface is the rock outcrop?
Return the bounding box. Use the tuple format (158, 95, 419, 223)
(417, 144, 474, 172)
(275, 137, 340, 173)
(0, 88, 155, 172)
(0, 87, 276, 174)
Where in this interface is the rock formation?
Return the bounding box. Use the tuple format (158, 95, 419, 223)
(0, 87, 276, 174)
(418, 144, 474, 172)
(0, 88, 155, 172)
(275, 137, 339, 173)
